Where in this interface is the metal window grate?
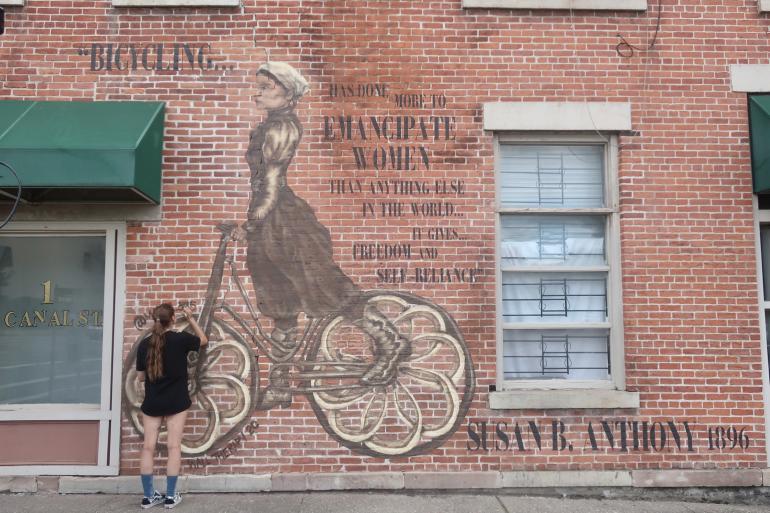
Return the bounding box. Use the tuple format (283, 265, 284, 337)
(503, 333, 610, 379)
(536, 153, 565, 206)
(502, 275, 608, 320)
(540, 278, 567, 317)
(542, 334, 569, 374)
(539, 222, 567, 261)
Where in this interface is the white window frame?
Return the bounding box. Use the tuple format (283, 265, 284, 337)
(0, 1, 24, 6)
(112, 0, 239, 6)
(462, 0, 647, 11)
(491, 133, 637, 409)
(753, 198, 770, 469)
(761, 1, 770, 13)
(0, 222, 126, 476)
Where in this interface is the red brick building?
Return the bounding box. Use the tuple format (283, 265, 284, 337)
(1, 0, 770, 491)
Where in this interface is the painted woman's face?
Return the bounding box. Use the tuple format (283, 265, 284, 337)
(254, 73, 292, 111)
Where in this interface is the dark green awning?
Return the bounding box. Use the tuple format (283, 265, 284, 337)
(750, 95, 770, 194)
(0, 101, 164, 203)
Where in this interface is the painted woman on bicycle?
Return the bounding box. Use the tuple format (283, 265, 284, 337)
(235, 62, 411, 408)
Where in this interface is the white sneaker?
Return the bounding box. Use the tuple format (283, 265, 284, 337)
(164, 493, 182, 509)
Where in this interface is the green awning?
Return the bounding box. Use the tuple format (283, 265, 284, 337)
(750, 95, 770, 194)
(0, 101, 164, 203)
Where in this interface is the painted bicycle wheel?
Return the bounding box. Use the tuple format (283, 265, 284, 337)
(123, 317, 259, 455)
(306, 291, 475, 457)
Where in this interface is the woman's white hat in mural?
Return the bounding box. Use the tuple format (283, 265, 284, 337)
(258, 62, 310, 101)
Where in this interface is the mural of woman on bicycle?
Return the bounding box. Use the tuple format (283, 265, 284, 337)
(234, 62, 415, 408)
(125, 61, 474, 459)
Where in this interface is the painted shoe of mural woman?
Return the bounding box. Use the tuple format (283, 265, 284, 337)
(233, 62, 411, 409)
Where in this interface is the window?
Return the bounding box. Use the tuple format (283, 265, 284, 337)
(0, 235, 106, 404)
(759, 220, 770, 347)
(0, 223, 125, 474)
(462, 0, 647, 11)
(484, 102, 637, 408)
(498, 139, 617, 381)
(492, 134, 637, 409)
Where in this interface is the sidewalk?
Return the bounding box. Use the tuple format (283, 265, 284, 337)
(4, 492, 770, 513)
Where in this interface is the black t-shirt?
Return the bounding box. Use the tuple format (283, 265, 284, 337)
(136, 331, 201, 417)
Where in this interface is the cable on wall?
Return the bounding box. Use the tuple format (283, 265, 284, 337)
(616, 0, 663, 58)
(0, 161, 22, 230)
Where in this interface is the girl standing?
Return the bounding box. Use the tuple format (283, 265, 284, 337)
(136, 303, 208, 509)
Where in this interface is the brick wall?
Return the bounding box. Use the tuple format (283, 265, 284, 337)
(1, 0, 767, 474)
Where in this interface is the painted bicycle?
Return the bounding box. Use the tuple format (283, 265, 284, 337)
(124, 222, 475, 458)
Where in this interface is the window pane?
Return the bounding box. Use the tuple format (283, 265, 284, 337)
(500, 215, 605, 267)
(0, 236, 105, 404)
(501, 271, 607, 323)
(499, 145, 604, 208)
(503, 329, 610, 380)
(766, 311, 770, 381)
(761, 225, 770, 299)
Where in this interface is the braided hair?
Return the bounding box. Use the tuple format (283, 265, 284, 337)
(146, 303, 174, 382)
